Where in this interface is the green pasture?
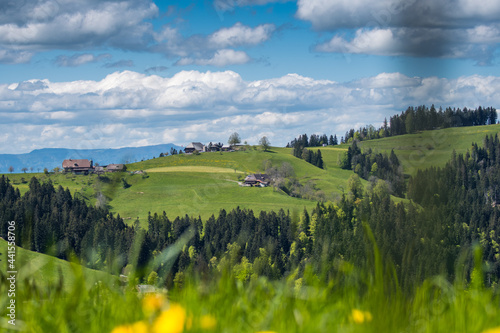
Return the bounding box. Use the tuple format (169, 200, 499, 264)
(356, 124, 500, 175)
(105, 171, 317, 226)
(5, 124, 499, 225)
(0, 239, 112, 291)
(2, 238, 500, 333)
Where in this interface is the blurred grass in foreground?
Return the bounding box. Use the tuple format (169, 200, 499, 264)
(1, 237, 500, 333)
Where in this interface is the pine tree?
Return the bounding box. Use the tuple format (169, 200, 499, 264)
(316, 150, 324, 169)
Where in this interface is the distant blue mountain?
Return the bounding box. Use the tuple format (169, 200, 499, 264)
(0, 144, 182, 173)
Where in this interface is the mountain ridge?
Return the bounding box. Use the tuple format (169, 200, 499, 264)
(0, 143, 182, 172)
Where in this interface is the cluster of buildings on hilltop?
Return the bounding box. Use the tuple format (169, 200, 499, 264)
(182, 142, 271, 187)
(183, 142, 233, 154)
(62, 147, 271, 188)
(62, 159, 125, 175)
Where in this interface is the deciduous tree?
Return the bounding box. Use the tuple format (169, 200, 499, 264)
(228, 132, 241, 146)
(259, 136, 270, 152)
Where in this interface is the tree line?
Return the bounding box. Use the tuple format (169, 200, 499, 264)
(288, 134, 327, 169)
(292, 146, 324, 169)
(286, 133, 338, 148)
(2, 134, 500, 290)
(343, 105, 497, 143)
(338, 140, 406, 197)
(0, 177, 135, 270)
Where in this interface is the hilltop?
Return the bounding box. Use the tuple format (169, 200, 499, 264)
(4, 124, 500, 226)
(354, 124, 500, 176)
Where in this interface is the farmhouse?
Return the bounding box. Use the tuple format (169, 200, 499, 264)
(184, 142, 206, 153)
(62, 159, 93, 174)
(207, 142, 223, 152)
(244, 173, 270, 187)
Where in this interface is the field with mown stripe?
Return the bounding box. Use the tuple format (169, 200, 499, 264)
(4, 124, 500, 226)
(145, 166, 244, 173)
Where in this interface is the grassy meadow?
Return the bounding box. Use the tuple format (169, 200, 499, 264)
(355, 124, 500, 176)
(5, 124, 500, 226)
(2, 237, 500, 332)
(2, 147, 353, 226)
(3, 125, 500, 332)
(3, 124, 500, 226)
(0, 239, 112, 291)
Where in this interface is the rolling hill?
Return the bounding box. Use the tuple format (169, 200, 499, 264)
(4, 124, 500, 227)
(353, 124, 500, 176)
(0, 239, 113, 291)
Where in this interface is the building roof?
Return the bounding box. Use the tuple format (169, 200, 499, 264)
(244, 173, 270, 183)
(185, 142, 205, 151)
(62, 159, 92, 169)
(107, 164, 125, 171)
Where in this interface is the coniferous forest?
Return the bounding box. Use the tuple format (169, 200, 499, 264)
(3, 107, 500, 332)
(343, 105, 497, 143)
(1, 138, 500, 292)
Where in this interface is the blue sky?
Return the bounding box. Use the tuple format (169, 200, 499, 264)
(1, 0, 500, 154)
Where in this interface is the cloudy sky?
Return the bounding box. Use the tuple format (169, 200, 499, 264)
(1, 0, 500, 153)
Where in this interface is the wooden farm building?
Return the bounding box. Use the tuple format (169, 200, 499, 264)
(206, 142, 223, 152)
(244, 173, 270, 187)
(184, 142, 206, 153)
(62, 159, 93, 174)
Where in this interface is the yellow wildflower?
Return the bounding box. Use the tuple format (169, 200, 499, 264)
(131, 321, 149, 333)
(351, 309, 372, 324)
(351, 309, 365, 324)
(111, 321, 148, 333)
(111, 325, 133, 333)
(143, 293, 166, 314)
(152, 303, 186, 333)
(483, 327, 500, 333)
(200, 315, 217, 330)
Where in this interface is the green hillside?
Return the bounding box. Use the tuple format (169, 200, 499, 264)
(354, 124, 500, 175)
(106, 148, 352, 224)
(4, 147, 360, 226)
(0, 239, 112, 291)
(5, 124, 499, 226)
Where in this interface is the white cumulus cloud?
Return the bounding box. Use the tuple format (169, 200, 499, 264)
(298, 0, 500, 64)
(208, 23, 275, 48)
(0, 0, 158, 51)
(154, 23, 276, 66)
(176, 49, 251, 67)
(1, 70, 499, 153)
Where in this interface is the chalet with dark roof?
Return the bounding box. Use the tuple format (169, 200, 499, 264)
(244, 173, 270, 187)
(207, 142, 223, 152)
(184, 142, 206, 153)
(62, 159, 93, 174)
